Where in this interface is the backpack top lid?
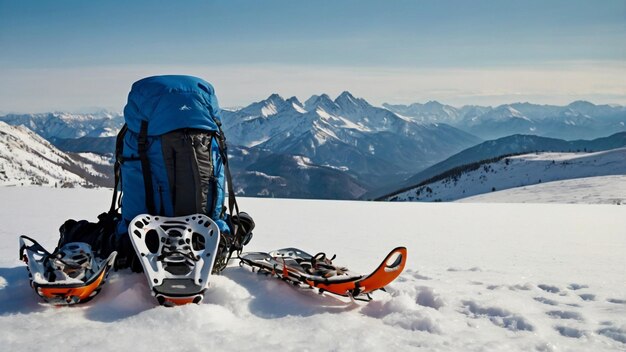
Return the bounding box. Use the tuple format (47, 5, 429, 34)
(124, 75, 222, 136)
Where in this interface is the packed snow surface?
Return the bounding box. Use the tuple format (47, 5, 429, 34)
(0, 187, 625, 351)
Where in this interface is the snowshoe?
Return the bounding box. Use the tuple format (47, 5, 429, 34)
(128, 214, 220, 306)
(19, 236, 117, 305)
(239, 247, 407, 301)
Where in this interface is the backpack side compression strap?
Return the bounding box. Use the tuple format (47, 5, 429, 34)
(214, 127, 242, 247)
(109, 124, 128, 214)
(138, 120, 156, 215)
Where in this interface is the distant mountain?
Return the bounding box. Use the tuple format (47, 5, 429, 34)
(0, 111, 124, 139)
(0, 121, 112, 187)
(374, 132, 626, 200)
(223, 92, 480, 191)
(382, 101, 462, 124)
(382, 147, 626, 202)
(383, 100, 626, 140)
(227, 146, 367, 199)
(50, 136, 116, 155)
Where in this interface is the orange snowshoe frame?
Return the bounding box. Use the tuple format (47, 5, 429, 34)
(19, 235, 117, 305)
(240, 247, 407, 300)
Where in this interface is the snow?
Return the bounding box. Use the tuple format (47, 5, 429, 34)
(459, 175, 626, 205)
(0, 122, 86, 186)
(293, 155, 313, 169)
(77, 152, 113, 166)
(292, 102, 307, 114)
(0, 187, 625, 351)
(245, 171, 283, 180)
(392, 148, 626, 202)
(260, 102, 278, 117)
(71, 160, 106, 178)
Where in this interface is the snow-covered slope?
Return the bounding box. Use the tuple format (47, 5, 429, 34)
(387, 148, 626, 202)
(0, 122, 110, 187)
(458, 175, 626, 204)
(0, 187, 624, 351)
(370, 132, 626, 200)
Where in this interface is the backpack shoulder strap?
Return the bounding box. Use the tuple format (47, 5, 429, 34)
(137, 120, 156, 214)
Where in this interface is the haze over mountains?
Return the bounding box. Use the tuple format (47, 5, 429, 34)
(0, 111, 123, 139)
(1, 95, 624, 200)
(383, 100, 626, 140)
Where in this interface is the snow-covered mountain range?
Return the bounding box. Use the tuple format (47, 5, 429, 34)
(1, 97, 625, 200)
(0, 111, 124, 139)
(383, 100, 626, 140)
(222, 92, 480, 194)
(0, 121, 113, 187)
(384, 148, 626, 203)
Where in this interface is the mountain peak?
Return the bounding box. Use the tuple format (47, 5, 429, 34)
(568, 100, 594, 107)
(335, 91, 370, 111)
(304, 94, 338, 112)
(286, 96, 306, 113)
(424, 100, 443, 108)
(335, 91, 356, 105)
(266, 93, 285, 103)
(286, 96, 302, 105)
(337, 91, 355, 99)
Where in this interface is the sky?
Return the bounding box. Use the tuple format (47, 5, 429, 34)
(0, 0, 625, 112)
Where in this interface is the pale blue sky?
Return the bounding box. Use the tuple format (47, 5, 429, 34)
(1, 0, 624, 112)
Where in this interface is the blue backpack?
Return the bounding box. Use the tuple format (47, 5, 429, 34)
(109, 75, 251, 270)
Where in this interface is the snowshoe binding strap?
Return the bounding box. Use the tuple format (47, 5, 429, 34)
(128, 214, 220, 306)
(19, 236, 117, 305)
(268, 248, 345, 278)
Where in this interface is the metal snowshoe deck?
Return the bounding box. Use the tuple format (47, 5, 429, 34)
(129, 214, 220, 306)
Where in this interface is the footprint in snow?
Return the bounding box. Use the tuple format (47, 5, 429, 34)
(555, 326, 585, 338)
(360, 292, 441, 333)
(447, 266, 482, 272)
(538, 284, 560, 294)
(415, 286, 444, 310)
(546, 310, 584, 321)
(567, 283, 589, 290)
(607, 298, 626, 305)
(534, 297, 559, 306)
(412, 272, 432, 280)
(404, 270, 431, 280)
(578, 293, 595, 301)
(509, 283, 533, 291)
(597, 326, 626, 344)
(461, 300, 534, 332)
